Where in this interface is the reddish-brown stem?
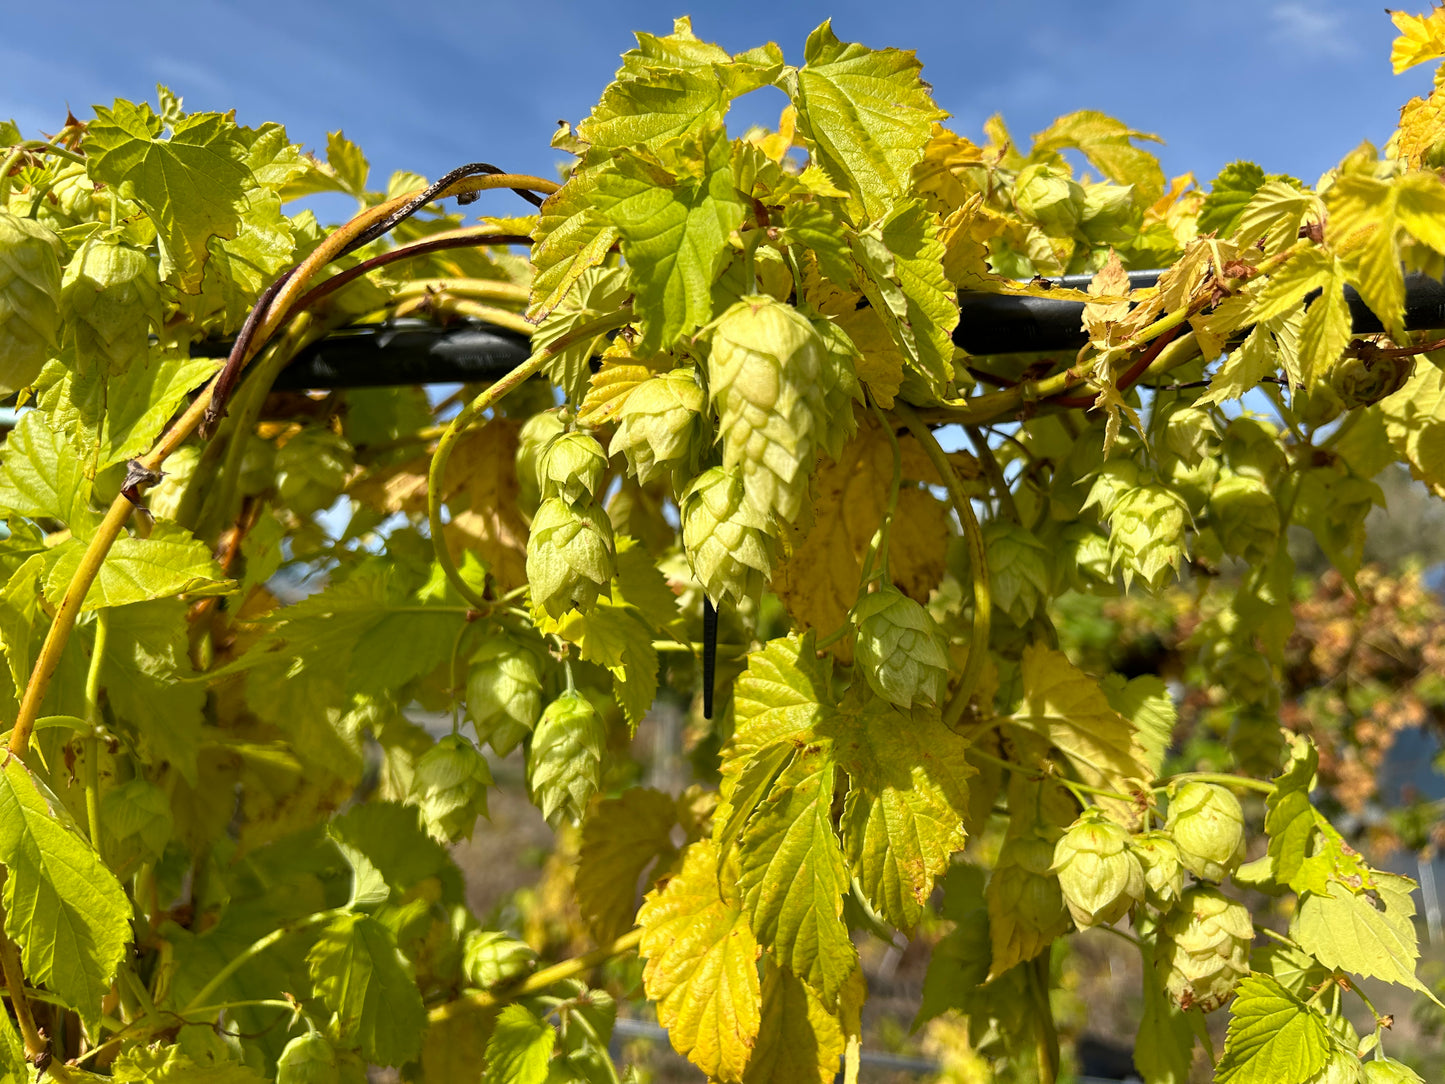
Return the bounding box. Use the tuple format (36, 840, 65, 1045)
(1051, 322, 1186, 409)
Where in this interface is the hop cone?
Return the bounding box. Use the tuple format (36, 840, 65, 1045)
(708, 295, 828, 524)
(1165, 782, 1245, 883)
(680, 466, 774, 607)
(62, 237, 161, 376)
(1131, 830, 1185, 912)
(1363, 1059, 1427, 1084)
(609, 368, 706, 484)
(986, 833, 1071, 978)
(276, 1033, 340, 1084)
(466, 635, 544, 756)
(410, 734, 492, 842)
(1053, 810, 1145, 928)
(540, 430, 607, 503)
(275, 428, 354, 517)
(463, 929, 537, 990)
(528, 692, 606, 826)
(526, 497, 616, 618)
(516, 410, 567, 514)
(853, 584, 951, 708)
(1330, 348, 1412, 408)
(1209, 473, 1280, 566)
(0, 210, 63, 393)
(1157, 886, 1252, 1012)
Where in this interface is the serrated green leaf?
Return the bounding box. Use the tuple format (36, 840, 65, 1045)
(0, 757, 131, 1031)
(724, 634, 831, 794)
(325, 130, 369, 197)
(788, 21, 945, 221)
(1378, 360, 1445, 498)
(825, 688, 973, 932)
(1266, 734, 1330, 895)
(328, 801, 462, 905)
(112, 1044, 268, 1083)
(45, 519, 232, 611)
(307, 912, 428, 1066)
(1235, 179, 1315, 256)
(638, 838, 761, 1083)
(483, 1004, 555, 1084)
(530, 266, 630, 404)
(738, 744, 857, 1003)
(1032, 110, 1165, 202)
(0, 409, 95, 532)
(1102, 673, 1175, 781)
(102, 599, 206, 782)
(1214, 974, 1331, 1084)
(1010, 643, 1155, 820)
(577, 787, 678, 943)
(85, 100, 253, 292)
(1293, 873, 1441, 1004)
(1251, 942, 1331, 998)
(851, 198, 957, 397)
(1135, 964, 1195, 1084)
(528, 169, 622, 322)
(592, 124, 745, 351)
(1201, 322, 1279, 407)
(743, 959, 848, 1084)
(1199, 161, 1267, 238)
(0, 556, 42, 704)
(578, 68, 729, 156)
(541, 597, 659, 730)
(716, 740, 794, 863)
(0, 994, 27, 1083)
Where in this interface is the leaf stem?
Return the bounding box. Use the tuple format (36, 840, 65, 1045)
(181, 909, 341, 1015)
(428, 927, 643, 1023)
(1158, 772, 1274, 795)
(426, 310, 630, 608)
(893, 402, 990, 727)
(82, 609, 109, 850)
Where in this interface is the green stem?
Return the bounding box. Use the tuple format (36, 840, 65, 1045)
(0, 907, 42, 1060)
(82, 609, 110, 850)
(1028, 952, 1060, 1084)
(861, 398, 903, 585)
(429, 927, 644, 1022)
(182, 909, 341, 1014)
(967, 427, 1019, 523)
(894, 402, 990, 727)
(426, 309, 630, 608)
(1159, 772, 1274, 795)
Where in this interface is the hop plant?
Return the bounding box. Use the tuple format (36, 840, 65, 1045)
(540, 430, 608, 503)
(275, 427, 354, 517)
(680, 466, 774, 607)
(1053, 810, 1145, 928)
(1157, 886, 1252, 1012)
(708, 295, 829, 524)
(1131, 830, 1185, 912)
(986, 833, 1072, 978)
(410, 734, 492, 842)
(1363, 1058, 1427, 1084)
(146, 445, 200, 522)
(1209, 472, 1281, 565)
(1330, 346, 1412, 408)
(275, 1032, 340, 1084)
(1104, 484, 1189, 590)
(527, 692, 606, 826)
(1013, 163, 1085, 235)
(526, 496, 616, 618)
(515, 410, 567, 514)
(462, 930, 537, 990)
(609, 368, 706, 484)
(61, 237, 161, 375)
(1165, 782, 1246, 883)
(0, 210, 64, 393)
(466, 635, 545, 756)
(809, 314, 862, 459)
(853, 584, 951, 707)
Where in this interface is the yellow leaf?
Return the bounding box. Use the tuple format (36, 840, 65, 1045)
(937, 193, 1022, 289)
(1395, 171, 1445, 253)
(1010, 643, 1155, 825)
(914, 123, 988, 212)
(1030, 109, 1165, 202)
(1325, 153, 1406, 338)
(577, 787, 678, 942)
(771, 418, 951, 660)
(1379, 359, 1445, 497)
(744, 104, 799, 164)
(1298, 275, 1352, 386)
(742, 959, 847, 1084)
(831, 305, 905, 407)
(1390, 7, 1445, 73)
(638, 838, 761, 1084)
(1396, 87, 1445, 169)
(1084, 249, 1131, 346)
(443, 419, 530, 591)
(576, 339, 665, 428)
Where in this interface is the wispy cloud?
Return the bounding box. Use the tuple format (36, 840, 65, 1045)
(1270, 2, 1356, 60)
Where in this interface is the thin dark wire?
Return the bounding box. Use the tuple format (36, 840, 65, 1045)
(702, 597, 718, 720)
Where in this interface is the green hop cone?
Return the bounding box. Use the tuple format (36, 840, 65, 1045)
(462, 929, 537, 990)
(466, 635, 545, 756)
(680, 466, 774, 607)
(1164, 782, 1245, 883)
(62, 236, 162, 376)
(527, 692, 606, 826)
(986, 833, 1072, 979)
(1156, 886, 1252, 1012)
(526, 496, 616, 618)
(1078, 181, 1135, 244)
(1229, 705, 1287, 778)
(0, 210, 64, 394)
(1208, 472, 1280, 566)
(609, 368, 707, 484)
(275, 427, 354, 517)
(410, 734, 492, 842)
(516, 410, 567, 514)
(1363, 1058, 1426, 1084)
(853, 584, 951, 708)
(1105, 484, 1189, 591)
(540, 430, 608, 503)
(1013, 163, 1085, 235)
(1330, 347, 1412, 408)
(1130, 831, 1185, 912)
(1053, 810, 1145, 929)
(708, 295, 828, 524)
(99, 779, 173, 876)
(275, 1032, 340, 1084)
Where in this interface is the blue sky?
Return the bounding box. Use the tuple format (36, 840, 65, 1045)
(1, 1, 1435, 215)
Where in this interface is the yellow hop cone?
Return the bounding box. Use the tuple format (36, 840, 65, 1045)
(1053, 809, 1145, 928)
(1164, 782, 1246, 883)
(462, 929, 537, 989)
(466, 635, 545, 756)
(1156, 886, 1251, 1012)
(708, 295, 828, 524)
(540, 430, 608, 503)
(680, 466, 774, 607)
(527, 692, 606, 827)
(1131, 830, 1185, 912)
(525, 496, 616, 618)
(609, 368, 707, 484)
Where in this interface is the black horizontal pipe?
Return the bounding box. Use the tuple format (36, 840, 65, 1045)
(199, 271, 1445, 391)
